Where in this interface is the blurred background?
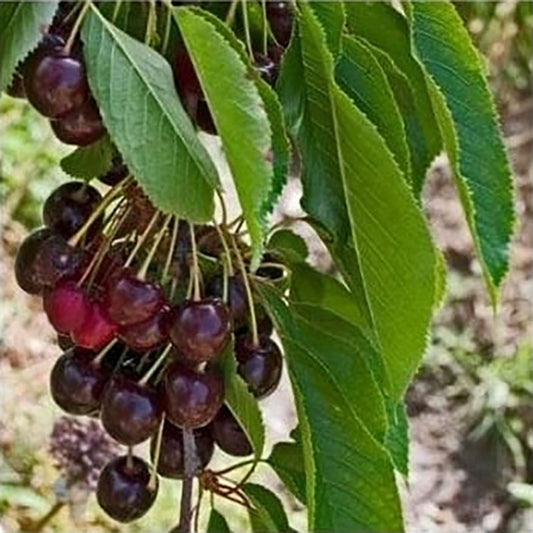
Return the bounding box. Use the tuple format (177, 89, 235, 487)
(0, 1, 531, 532)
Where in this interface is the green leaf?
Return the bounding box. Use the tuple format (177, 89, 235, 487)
(207, 508, 231, 533)
(411, 2, 515, 301)
(60, 135, 113, 180)
(309, 1, 345, 58)
(183, 8, 290, 228)
(336, 35, 411, 183)
(220, 342, 265, 461)
(176, 7, 276, 269)
(298, 4, 436, 399)
(243, 483, 294, 533)
(258, 285, 404, 533)
(0, 0, 59, 92)
(267, 229, 308, 263)
(385, 400, 409, 476)
(344, 1, 441, 195)
(81, 6, 218, 222)
(267, 441, 306, 505)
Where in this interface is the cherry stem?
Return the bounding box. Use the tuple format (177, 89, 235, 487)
(214, 223, 234, 277)
(163, 217, 179, 283)
(124, 210, 160, 269)
(145, 0, 157, 45)
(93, 338, 118, 366)
(138, 213, 172, 280)
(222, 256, 229, 304)
(177, 428, 198, 533)
(241, 0, 254, 60)
(230, 234, 259, 346)
(112, 0, 123, 23)
(212, 458, 265, 476)
(150, 413, 166, 490)
(69, 176, 131, 248)
(64, 0, 91, 55)
(127, 446, 133, 470)
(162, 5, 172, 55)
(139, 344, 172, 386)
(225, 0, 239, 25)
(28, 501, 64, 532)
(189, 223, 201, 302)
(261, 0, 268, 56)
(193, 487, 204, 533)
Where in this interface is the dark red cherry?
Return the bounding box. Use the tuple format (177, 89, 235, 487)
(71, 301, 118, 350)
(205, 276, 248, 325)
(14, 228, 53, 294)
(150, 420, 214, 479)
(266, 1, 293, 47)
(164, 363, 224, 429)
(254, 52, 279, 85)
(119, 306, 170, 352)
(51, 98, 105, 146)
(6, 70, 25, 98)
(33, 232, 84, 289)
(106, 270, 164, 326)
(43, 181, 102, 239)
(169, 299, 231, 362)
(99, 154, 128, 186)
(212, 405, 252, 457)
(44, 280, 91, 334)
(236, 335, 283, 399)
(101, 377, 162, 445)
(50, 348, 108, 415)
(24, 49, 89, 118)
(195, 101, 217, 134)
(97, 455, 158, 523)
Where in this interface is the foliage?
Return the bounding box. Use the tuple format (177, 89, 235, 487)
(0, 1, 517, 532)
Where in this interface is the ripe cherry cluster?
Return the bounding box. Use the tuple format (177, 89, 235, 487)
(15, 171, 284, 522)
(10, 1, 294, 524)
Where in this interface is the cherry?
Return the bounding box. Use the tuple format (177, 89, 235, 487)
(97, 455, 158, 523)
(119, 306, 170, 352)
(205, 276, 248, 325)
(150, 420, 214, 479)
(212, 405, 252, 457)
(164, 363, 224, 429)
(195, 101, 217, 135)
(266, 1, 293, 47)
(71, 301, 118, 350)
(6, 70, 25, 98)
(169, 299, 231, 362)
(14, 228, 53, 294)
(254, 52, 279, 85)
(33, 232, 84, 289)
(50, 348, 108, 415)
(44, 280, 91, 334)
(236, 335, 283, 399)
(24, 48, 89, 118)
(99, 154, 128, 186)
(51, 98, 105, 146)
(101, 376, 162, 445)
(43, 181, 102, 239)
(106, 270, 164, 326)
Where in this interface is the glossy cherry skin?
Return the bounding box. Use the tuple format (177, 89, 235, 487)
(205, 276, 248, 325)
(25, 50, 89, 118)
(150, 420, 214, 479)
(97, 455, 158, 523)
(236, 335, 283, 399)
(43, 181, 102, 239)
(50, 348, 108, 415)
(212, 405, 252, 457)
(51, 98, 105, 146)
(44, 280, 91, 334)
(164, 363, 224, 429)
(71, 301, 118, 350)
(169, 299, 231, 363)
(33, 232, 85, 289)
(106, 270, 164, 327)
(266, 2, 293, 47)
(101, 377, 162, 445)
(119, 306, 170, 352)
(14, 228, 53, 294)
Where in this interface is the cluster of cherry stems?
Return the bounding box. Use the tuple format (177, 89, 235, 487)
(10, 0, 293, 525)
